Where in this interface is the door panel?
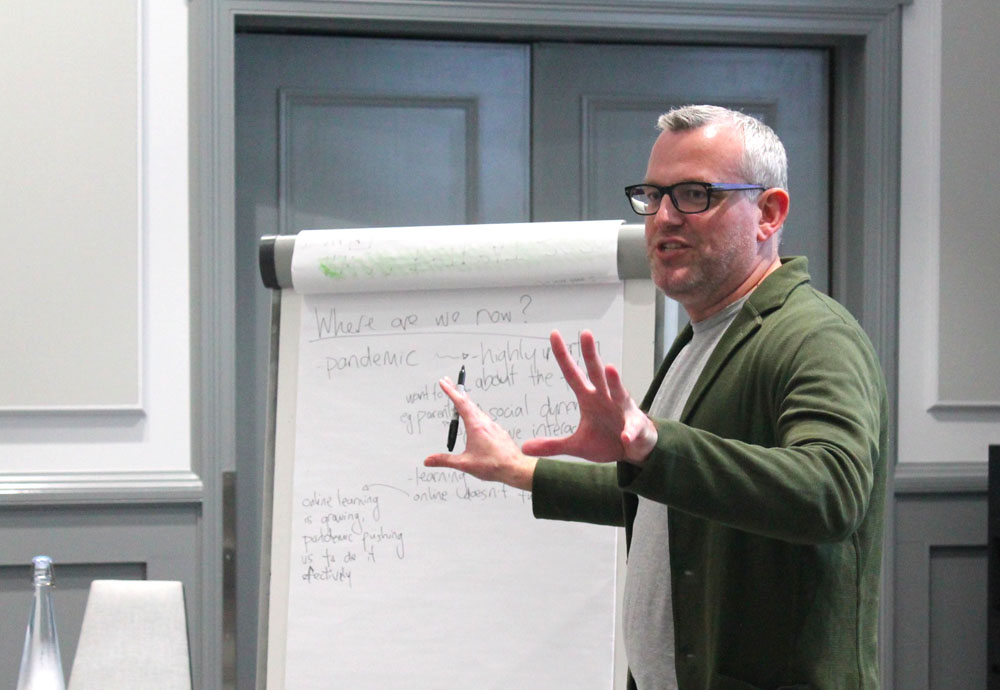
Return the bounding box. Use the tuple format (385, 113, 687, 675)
(532, 43, 830, 292)
(280, 94, 476, 229)
(234, 34, 530, 690)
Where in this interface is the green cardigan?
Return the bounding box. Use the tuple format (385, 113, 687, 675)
(532, 257, 888, 690)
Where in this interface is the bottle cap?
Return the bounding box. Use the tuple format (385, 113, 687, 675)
(31, 555, 54, 585)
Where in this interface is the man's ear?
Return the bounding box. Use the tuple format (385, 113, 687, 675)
(757, 188, 790, 241)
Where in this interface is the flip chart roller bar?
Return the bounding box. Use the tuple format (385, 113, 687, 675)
(258, 224, 648, 291)
(258, 234, 297, 290)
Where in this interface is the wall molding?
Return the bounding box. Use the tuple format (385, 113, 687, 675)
(232, 0, 914, 35)
(0, 471, 204, 505)
(894, 461, 988, 494)
(929, 401, 1000, 413)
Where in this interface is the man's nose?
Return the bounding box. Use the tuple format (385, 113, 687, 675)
(653, 195, 684, 224)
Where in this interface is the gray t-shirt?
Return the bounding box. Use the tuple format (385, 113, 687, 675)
(623, 297, 746, 690)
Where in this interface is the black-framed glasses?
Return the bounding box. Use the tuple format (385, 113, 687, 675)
(624, 181, 765, 215)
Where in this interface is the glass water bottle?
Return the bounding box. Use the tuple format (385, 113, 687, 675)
(16, 555, 67, 690)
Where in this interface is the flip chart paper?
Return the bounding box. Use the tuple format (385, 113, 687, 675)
(281, 224, 623, 689)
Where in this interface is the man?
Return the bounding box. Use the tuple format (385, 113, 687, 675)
(425, 105, 888, 690)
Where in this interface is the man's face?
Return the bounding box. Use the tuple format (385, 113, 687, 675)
(643, 124, 764, 321)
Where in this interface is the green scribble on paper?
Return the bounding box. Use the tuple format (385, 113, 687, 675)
(314, 240, 570, 283)
(318, 248, 461, 281)
(318, 261, 344, 279)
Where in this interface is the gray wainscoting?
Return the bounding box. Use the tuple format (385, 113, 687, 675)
(0, 484, 203, 687)
(894, 463, 988, 690)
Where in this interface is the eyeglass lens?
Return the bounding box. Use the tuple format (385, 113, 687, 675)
(627, 183, 712, 215)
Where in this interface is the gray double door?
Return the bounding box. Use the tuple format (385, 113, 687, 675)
(234, 32, 828, 688)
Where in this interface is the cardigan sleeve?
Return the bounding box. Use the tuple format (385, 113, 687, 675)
(531, 457, 625, 527)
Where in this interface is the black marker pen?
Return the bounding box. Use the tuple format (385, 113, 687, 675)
(446, 366, 466, 451)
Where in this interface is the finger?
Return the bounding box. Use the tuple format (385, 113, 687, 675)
(579, 331, 610, 396)
(425, 449, 480, 471)
(439, 377, 474, 412)
(618, 430, 642, 458)
(522, 434, 583, 459)
(424, 452, 453, 468)
(604, 364, 632, 406)
(424, 452, 471, 478)
(607, 367, 647, 442)
(424, 453, 485, 482)
(620, 418, 657, 462)
(549, 330, 591, 393)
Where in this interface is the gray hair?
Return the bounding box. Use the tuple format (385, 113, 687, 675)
(656, 105, 788, 190)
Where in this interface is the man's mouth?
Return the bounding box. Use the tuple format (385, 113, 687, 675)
(653, 238, 689, 255)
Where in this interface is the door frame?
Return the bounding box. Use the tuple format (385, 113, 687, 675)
(189, 2, 906, 689)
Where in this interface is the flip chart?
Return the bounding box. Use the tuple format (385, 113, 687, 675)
(270, 221, 628, 689)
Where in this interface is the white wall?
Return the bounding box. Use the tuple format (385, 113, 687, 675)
(2, 0, 997, 476)
(898, 0, 1000, 467)
(0, 0, 191, 473)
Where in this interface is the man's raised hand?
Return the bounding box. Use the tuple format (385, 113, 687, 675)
(521, 330, 657, 464)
